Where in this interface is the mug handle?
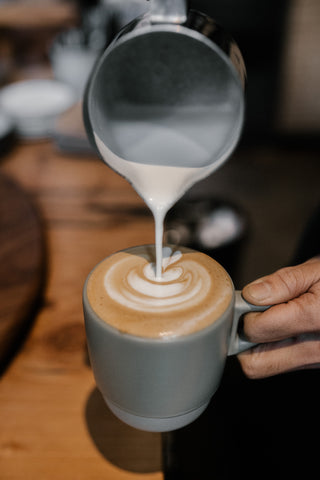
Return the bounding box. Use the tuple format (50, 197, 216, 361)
(228, 290, 270, 356)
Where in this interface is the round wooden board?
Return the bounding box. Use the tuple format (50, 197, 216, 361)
(0, 172, 45, 371)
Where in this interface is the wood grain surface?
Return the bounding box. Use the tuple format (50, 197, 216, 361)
(0, 1, 77, 29)
(0, 172, 44, 371)
(0, 141, 163, 480)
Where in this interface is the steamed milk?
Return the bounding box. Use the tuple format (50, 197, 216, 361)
(94, 106, 237, 278)
(93, 94, 241, 275)
(87, 245, 233, 338)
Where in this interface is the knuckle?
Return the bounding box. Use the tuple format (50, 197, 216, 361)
(275, 266, 306, 296)
(297, 336, 320, 365)
(295, 293, 320, 332)
(238, 351, 263, 379)
(314, 339, 320, 361)
(244, 310, 278, 344)
(243, 312, 261, 342)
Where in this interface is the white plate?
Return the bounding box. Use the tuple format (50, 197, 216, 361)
(0, 79, 76, 139)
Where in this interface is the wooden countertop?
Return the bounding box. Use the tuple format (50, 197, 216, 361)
(0, 1, 77, 30)
(0, 141, 163, 479)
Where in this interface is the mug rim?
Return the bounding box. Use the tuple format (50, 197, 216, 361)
(83, 245, 235, 346)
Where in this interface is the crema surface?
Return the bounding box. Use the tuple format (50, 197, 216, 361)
(87, 245, 233, 339)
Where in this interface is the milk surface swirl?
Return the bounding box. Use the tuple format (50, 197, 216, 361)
(87, 245, 233, 338)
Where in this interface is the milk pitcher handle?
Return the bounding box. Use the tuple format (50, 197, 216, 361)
(228, 290, 270, 356)
(149, 0, 187, 24)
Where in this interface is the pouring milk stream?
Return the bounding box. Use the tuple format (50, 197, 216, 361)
(94, 105, 241, 279)
(84, 6, 246, 278)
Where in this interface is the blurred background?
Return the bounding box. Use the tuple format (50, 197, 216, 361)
(1, 0, 319, 137)
(0, 2, 319, 479)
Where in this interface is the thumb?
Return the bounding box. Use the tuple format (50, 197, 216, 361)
(242, 258, 320, 306)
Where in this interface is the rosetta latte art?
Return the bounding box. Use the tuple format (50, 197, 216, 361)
(87, 245, 233, 338)
(105, 247, 210, 312)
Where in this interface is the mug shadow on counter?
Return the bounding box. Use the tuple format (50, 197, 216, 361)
(85, 387, 162, 473)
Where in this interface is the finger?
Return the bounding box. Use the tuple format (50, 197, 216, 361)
(238, 334, 320, 379)
(243, 282, 320, 343)
(242, 258, 320, 306)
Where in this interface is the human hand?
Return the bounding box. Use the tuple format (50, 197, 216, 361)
(239, 256, 320, 379)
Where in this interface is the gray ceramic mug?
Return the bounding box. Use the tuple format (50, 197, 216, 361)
(83, 251, 266, 432)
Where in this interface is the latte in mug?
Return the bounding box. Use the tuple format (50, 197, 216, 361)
(83, 244, 261, 432)
(86, 244, 233, 339)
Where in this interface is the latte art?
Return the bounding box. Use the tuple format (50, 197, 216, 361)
(87, 245, 233, 338)
(106, 247, 209, 312)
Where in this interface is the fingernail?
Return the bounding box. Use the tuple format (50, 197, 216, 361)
(245, 280, 271, 301)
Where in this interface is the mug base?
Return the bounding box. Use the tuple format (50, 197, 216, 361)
(104, 397, 209, 432)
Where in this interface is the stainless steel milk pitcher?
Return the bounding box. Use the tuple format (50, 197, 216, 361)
(84, 0, 246, 172)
